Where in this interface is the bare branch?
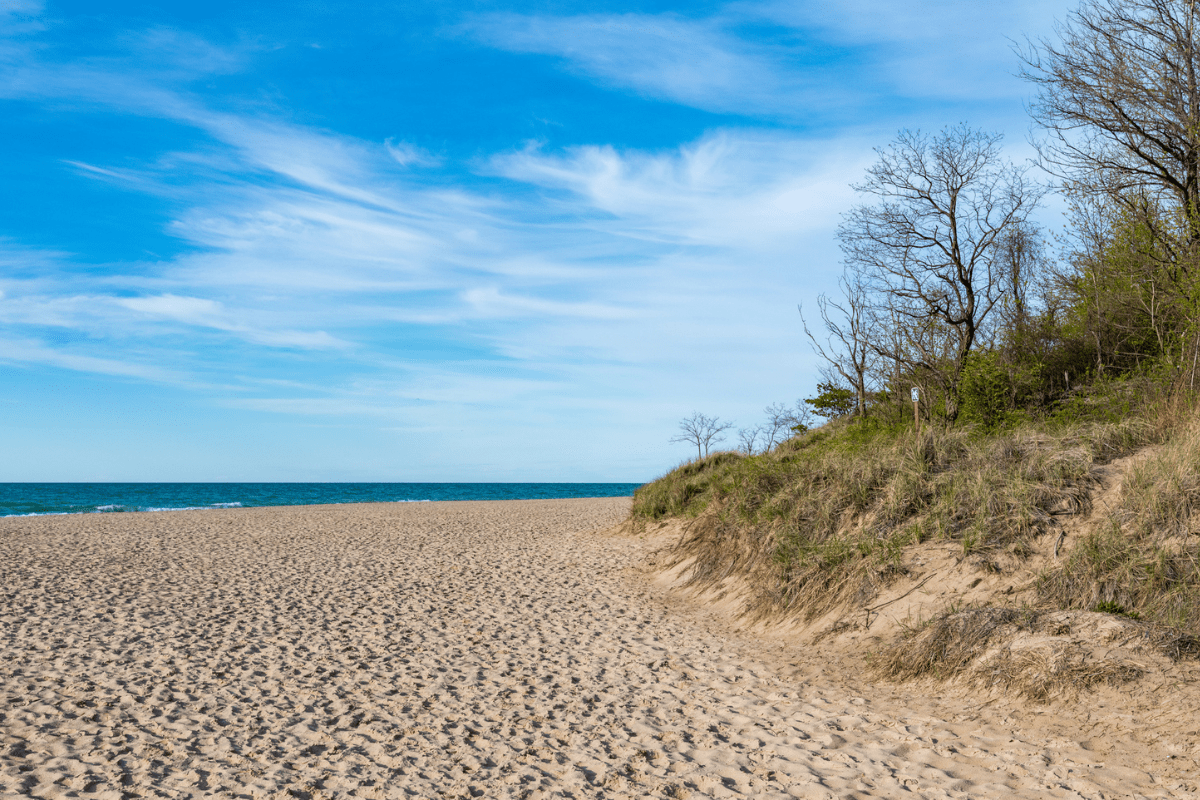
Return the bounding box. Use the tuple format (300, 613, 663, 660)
(840, 125, 1044, 420)
(801, 269, 880, 417)
(737, 426, 762, 455)
(670, 412, 735, 460)
(1021, 0, 1200, 258)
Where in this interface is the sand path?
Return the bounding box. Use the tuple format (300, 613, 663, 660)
(0, 498, 1195, 798)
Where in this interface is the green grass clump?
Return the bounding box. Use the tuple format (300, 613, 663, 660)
(1093, 600, 1140, 619)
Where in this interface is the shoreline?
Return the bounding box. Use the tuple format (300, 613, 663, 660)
(0, 484, 642, 519)
(2, 498, 1195, 798)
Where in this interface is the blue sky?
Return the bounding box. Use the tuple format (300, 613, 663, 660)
(0, 0, 1073, 482)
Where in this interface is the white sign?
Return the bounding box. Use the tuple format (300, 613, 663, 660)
(911, 387, 920, 402)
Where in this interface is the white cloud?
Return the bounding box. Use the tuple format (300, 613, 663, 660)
(465, 3, 1075, 120)
(462, 287, 633, 320)
(748, 0, 1062, 45)
(492, 131, 869, 250)
(0, 17, 918, 478)
(386, 139, 440, 168)
(5, 116, 851, 388)
(740, 0, 1076, 101)
(117, 293, 349, 349)
(0, 336, 182, 382)
(462, 11, 826, 118)
(118, 27, 246, 76)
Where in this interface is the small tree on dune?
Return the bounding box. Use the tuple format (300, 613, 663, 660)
(670, 412, 734, 460)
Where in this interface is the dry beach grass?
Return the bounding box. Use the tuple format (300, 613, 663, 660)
(1, 498, 1198, 798)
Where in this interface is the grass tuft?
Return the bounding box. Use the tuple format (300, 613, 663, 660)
(874, 607, 1168, 701)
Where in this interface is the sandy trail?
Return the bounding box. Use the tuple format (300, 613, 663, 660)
(0, 498, 1195, 798)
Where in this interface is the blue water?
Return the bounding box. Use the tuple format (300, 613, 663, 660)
(0, 483, 644, 517)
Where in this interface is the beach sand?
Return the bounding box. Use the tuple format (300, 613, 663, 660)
(1, 498, 1197, 798)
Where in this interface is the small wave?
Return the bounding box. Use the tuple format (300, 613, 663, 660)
(141, 503, 244, 512)
(4, 503, 245, 516)
(2, 511, 70, 517)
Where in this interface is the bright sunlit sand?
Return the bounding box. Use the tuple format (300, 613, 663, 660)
(1, 499, 1196, 799)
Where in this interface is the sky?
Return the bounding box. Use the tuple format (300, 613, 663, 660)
(0, 0, 1076, 482)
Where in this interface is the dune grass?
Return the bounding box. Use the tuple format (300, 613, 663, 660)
(1037, 418, 1200, 631)
(873, 607, 1160, 701)
(633, 414, 1161, 622)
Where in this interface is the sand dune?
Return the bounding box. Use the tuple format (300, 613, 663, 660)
(0, 498, 1195, 798)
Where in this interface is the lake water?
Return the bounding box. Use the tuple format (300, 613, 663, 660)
(0, 483, 644, 517)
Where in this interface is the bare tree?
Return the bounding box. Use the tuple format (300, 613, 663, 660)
(670, 412, 734, 460)
(800, 270, 879, 417)
(840, 125, 1045, 420)
(994, 223, 1049, 341)
(736, 425, 763, 455)
(738, 402, 812, 455)
(1020, 0, 1200, 261)
(762, 402, 808, 447)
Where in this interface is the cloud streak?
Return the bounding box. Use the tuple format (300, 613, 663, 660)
(465, 2, 1075, 122)
(117, 294, 349, 349)
(0, 336, 183, 383)
(463, 12, 829, 118)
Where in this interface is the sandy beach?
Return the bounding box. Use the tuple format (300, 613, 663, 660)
(1, 498, 1197, 799)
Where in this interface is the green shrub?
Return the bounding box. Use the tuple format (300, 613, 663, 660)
(805, 381, 856, 419)
(958, 351, 1014, 431)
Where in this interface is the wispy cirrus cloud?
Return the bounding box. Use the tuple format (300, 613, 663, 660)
(462, 287, 633, 320)
(117, 294, 349, 349)
(461, 11, 829, 119)
(464, 2, 1075, 122)
(491, 131, 868, 253)
(1, 110, 842, 422)
(741, 0, 1075, 100)
(0, 336, 184, 383)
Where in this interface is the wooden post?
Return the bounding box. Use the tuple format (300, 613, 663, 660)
(911, 387, 920, 434)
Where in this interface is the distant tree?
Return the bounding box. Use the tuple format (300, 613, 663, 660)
(763, 402, 809, 445)
(736, 425, 763, 455)
(670, 412, 734, 460)
(737, 402, 812, 455)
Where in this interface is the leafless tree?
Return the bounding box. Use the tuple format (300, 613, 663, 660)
(840, 125, 1044, 420)
(1020, 0, 1200, 264)
(736, 425, 763, 455)
(762, 402, 809, 446)
(738, 402, 812, 455)
(670, 412, 734, 460)
(800, 271, 879, 417)
(993, 223, 1051, 342)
